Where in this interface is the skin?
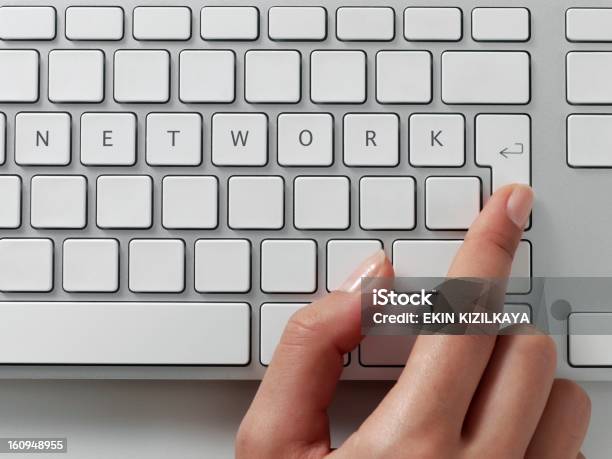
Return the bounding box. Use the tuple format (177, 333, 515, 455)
(236, 184, 591, 459)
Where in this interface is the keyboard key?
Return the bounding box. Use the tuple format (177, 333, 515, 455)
(65, 6, 124, 41)
(567, 115, 612, 167)
(195, 239, 251, 293)
(212, 113, 268, 166)
(129, 239, 185, 293)
(327, 240, 383, 291)
(568, 313, 612, 366)
(133, 7, 191, 41)
(0, 239, 53, 292)
(179, 50, 235, 103)
(268, 7, 326, 41)
(260, 303, 307, 365)
(472, 8, 530, 42)
(96, 176, 152, 229)
(294, 176, 350, 230)
(261, 240, 317, 293)
(376, 51, 432, 104)
(146, 113, 202, 166)
(567, 52, 612, 104)
(80, 112, 136, 166)
(425, 176, 481, 230)
(0, 113, 5, 164)
(48, 50, 104, 103)
(114, 50, 170, 103)
(15, 112, 71, 165)
(228, 176, 284, 230)
(344, 113, 399, 166)
(277, 113, 333, 166)
(0, 50, 38, 102)
(311, 51, 366, 104)
(409, 114, 465, 167)
(162, 176, 218, 229)
(566, 8, 612, 42)
(404, 7, 462, 41)
(31, 175, 87, 229)
(359, 177, 416, 230)
(336, 7, 395, 41)
(201, 7, 259, 41)
(475, 114, 531, 190)
(0, 6, 55, 40)
(0, 302, 250, 365)
(0, 176, 21, 229)
(245, 50, 301, 103)
(442, 52, 530, 104)
(63, 239, 119, 293)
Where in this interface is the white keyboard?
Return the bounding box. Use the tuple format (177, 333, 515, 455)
(0, 0, 611, 381)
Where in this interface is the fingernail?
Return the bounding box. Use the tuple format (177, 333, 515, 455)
(506, 185, 534, 229)
(339, 250, 387, 293)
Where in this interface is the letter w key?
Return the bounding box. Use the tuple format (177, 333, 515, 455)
(212, 113, 268, 166)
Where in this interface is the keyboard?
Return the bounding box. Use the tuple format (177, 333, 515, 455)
(1, 0, 611, 381)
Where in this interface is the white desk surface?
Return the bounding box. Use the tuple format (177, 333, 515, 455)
(0, 381, 608, 458)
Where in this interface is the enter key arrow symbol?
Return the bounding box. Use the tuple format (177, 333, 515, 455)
(499, 142, 524, 158)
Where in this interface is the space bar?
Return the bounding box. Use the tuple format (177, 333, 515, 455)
(0, 302, 251, 365)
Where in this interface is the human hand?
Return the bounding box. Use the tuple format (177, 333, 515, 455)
(237, 184, 591, 459)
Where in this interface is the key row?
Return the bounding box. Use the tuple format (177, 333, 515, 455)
(0, 175, 485, 231)
(0, 6, 530, 43)
(0, 112, 531, 180)
(0, 238, 531, 294)
(0, 49, 531, 104)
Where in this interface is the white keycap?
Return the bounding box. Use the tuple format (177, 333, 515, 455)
(376, 51, 432, 104)
(327, 240, 383, 291)
(114, 50, 170, 103)
(0, 6, 55, 40)
(569, 313, 612, 366)
(0, 176, 21, 229)
(425, 177, 481, 230)
(179, 50, 235, 103)
(261, 240, 317, 293)
(567, 52, 612, 104)
(277, 113, 333, 166)
(567, 115, 612, 167)
(146, 113, 202, 166)
(96, 176, 152, 229)
(360, 177, 416, 230)
(260, 303, 307, 365)
(0, 239, 53, 292)
(476, 114, 531, 190)
(336, 7, 395, 41)
(311, 51, 366, 104)
(567, 8, 612, 42)
(344, 113, 399, 166)
(31, 175, 87, 229)
(48, 50, 104, 103)
(162, 176, 218, 229)
(360, 335, 416, 367)
(63, 239, 119, 293)
(80, 112, 136, 166)
(133, 7, 191, 40)
(15, 112, 71, 165)
(472, 8, 530, 42)
(212, 113, 268, 166)
(245, 50, 301, 103)
(65, 6, 124, 41)
(0, 302, 250, 365)
(294, 176, 350, 230)
(268, 7, 326, 41)
(0, 113, 5, 164)
(404, 7, 462, 41)
(129, 239, 185, 293)
(0, 50, 38, 102)
(201, 7, 259, 40)
(228, 176, 284, 229)
(195, 239, 251, 293)
(442, 52, 530, 104)
(409, 114, 464, 167)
